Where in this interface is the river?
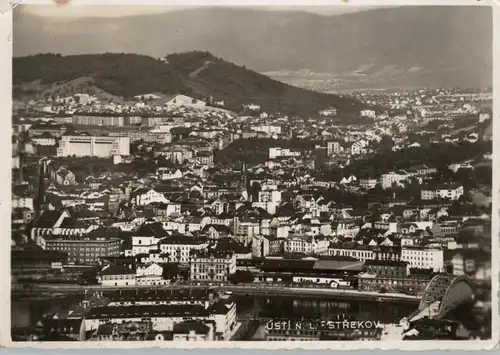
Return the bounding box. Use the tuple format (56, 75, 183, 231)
(11, 293, 416, 330)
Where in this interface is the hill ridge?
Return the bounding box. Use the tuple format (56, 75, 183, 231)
(13, 51, 368, 115)
(13, 6, 492, 89)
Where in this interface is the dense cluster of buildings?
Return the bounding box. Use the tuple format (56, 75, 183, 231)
(14, 289, 238, 341)
(11, 88, 492, 342)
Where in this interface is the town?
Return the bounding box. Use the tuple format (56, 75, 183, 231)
(11, 85, 492, 342)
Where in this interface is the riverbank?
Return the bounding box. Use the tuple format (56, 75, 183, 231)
(12, 283, 420, 303)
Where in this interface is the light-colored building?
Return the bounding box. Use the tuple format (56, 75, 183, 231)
(328, 244, 376, 261)
(132, 188, 170, 206)
(73, 115, 125, 127)
(360, 110, 376, 118)
(359, 178, 378, 189)
(165, 94, 206, 109)
(421, 184, 464, 201)
(189, 249, 236, 282)
(451, 253, 476, 276)
(32, 132, 57, 146)
(401, 246, 444, 272)
(159, 237, 208, 263)
(173, 322, 215, 341)
(99, 265, 137, 287)
(12, 195, 34, 210)
(57, 133, 130, 157)
(85, 300, 237, 340)
(380, 171, 408, 189)
(257, 190, 282, 204)
(269, 147, 300, 159)
(319, 107, 338, 117)
(157, 168, 183, 181)
(327, 141, 341, 156)
(251, 125, 282, 135)
(284, 236, 329, 255)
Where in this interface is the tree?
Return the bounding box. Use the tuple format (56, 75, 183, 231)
(227, 270, 254, 284)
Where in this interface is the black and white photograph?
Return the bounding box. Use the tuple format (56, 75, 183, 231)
(7, 1, 497, 348)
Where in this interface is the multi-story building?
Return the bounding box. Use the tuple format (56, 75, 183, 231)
(283, 235, 329, 255)
(159, 236, 208, 263)
(44, 236, 121, 265)
(104, 289, 215, 307)
(73, 115, 125, 127)
(358, 273, 432, 295)
(12, 195, 34, 210)
(32, 132, 57, 146)
(233, 219, 260, 243)
(257, 190, 282, 204)
(189, 249, 236, 282)
(99, 264, 137, 286)
(57, 132, 130, 157)
(359, 178, 378, 190)
(327, 141, 341, 157)
(131, 222, 168, 256)
(196, 152, 214, 168)
(251, 125, 282, 135)
(172, 322, 215, 341)
(328, 244, 376, 261)
(141, 116, 165, 126)
(269, 147, 301, 159)
(360, 110, 376, 118)
(451, 251, 477, 276)
(128, 131, 172, 144)
(319, 107, 338, 117)
(420, 184, 464, 201)
(28, 122, 64, 138)
(380, 171, 408, 189)
(85, 300, 236, 340)
(401, 246, 444, 272)
(131, 188, 170, 206)
(364, 259, 408, 278)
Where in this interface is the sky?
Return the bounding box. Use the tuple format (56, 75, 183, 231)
(17, 4, 382, 18)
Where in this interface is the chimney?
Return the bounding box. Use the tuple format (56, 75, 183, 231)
(18, 137, 23, 183)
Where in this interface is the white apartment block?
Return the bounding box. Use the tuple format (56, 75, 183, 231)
(421, 184, 464, 201)
(132, 234, 165, 256)
(380, 171, 408, 189)
(327, 141, 341, 156)
(360, 110, 376, 118)
(283, 236, 329, 255)
(73, 115, 125, 127)
(252, 125, 282, 135)
(328, 246, 375, 261)
(57, 133, 130, 157)
(12, 196, 34, 210)
(134, 189, 170, 206)
(401, 246, 444, 272)
(257, 190, 282, 204)
(159, 239, 208, 263)
(189, 250, 237, 282)
(269, 147, 301, 159)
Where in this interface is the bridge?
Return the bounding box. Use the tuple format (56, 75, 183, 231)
(408, 274, 475, 323)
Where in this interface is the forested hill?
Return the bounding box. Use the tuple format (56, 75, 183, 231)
(13, 51, 369, 116)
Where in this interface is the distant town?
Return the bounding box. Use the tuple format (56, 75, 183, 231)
(12, 84, 492, 342)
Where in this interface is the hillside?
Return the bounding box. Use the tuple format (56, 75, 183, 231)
(13, 52, 367, 115)
(13, 6, 492, 89)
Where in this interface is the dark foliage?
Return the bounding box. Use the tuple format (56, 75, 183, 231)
(13, 52, 368, 115)
(345, 142, 491, 179)
(227, 270, 255, 284)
